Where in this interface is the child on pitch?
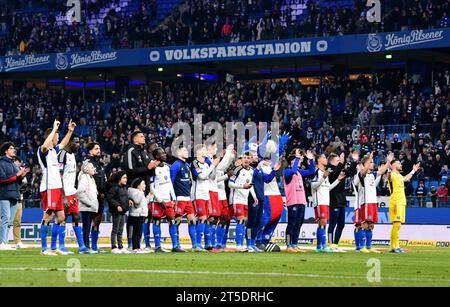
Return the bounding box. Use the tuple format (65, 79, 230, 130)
(128, 178, 152, 253)
(107, 171, 131, 254)
(311, 154, 345, 252)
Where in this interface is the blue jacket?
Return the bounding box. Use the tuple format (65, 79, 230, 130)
(170, 159, 192, 199)
(0, 156, 20, 201)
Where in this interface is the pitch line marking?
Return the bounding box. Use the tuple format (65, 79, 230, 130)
(0, 267, 449, 283)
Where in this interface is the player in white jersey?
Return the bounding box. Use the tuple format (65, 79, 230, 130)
(38, 119, 76, 256)
(214, 145, 235, 250)
(149, 147, 182, 252)
(311, 154, 345, 253)
(229, 152, 257, 251)
(191, 144, 220, 249)
(205, 143, 234, 251)
(352, 163, 363, 252)
(353, 153, 390, 253)
(57, 134, 92, 254)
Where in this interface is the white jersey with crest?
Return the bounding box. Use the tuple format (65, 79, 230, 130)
(353, 171, 380, 204)
(58, 149, 77, 196)
(150, 163, 175, 203)
(191, 159, 216, 200)
(311, 169, 340, 207)
(37, 145, 63, 192)
(228, 166, 255, 205)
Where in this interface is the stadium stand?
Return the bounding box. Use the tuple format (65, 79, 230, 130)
(0, 0, 449, 55)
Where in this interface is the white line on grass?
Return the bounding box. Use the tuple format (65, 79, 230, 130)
(0, 267, 449, 283)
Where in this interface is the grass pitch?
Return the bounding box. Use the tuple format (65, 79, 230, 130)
(0, 246, 449, 287)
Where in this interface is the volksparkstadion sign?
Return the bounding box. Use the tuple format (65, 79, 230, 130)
(0, 28, 448, 73)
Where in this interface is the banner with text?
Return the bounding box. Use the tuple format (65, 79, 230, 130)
(1, 28, 449, 73)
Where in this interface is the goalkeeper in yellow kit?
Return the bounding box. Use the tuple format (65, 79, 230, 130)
(387, 155, 420, 253)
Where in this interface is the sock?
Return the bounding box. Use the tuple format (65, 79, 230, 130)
(246, 227, 252, 248)
(153, 223, 161, 249)
(222, 224, 229, 248)
(327, 232, 333, 246)
(188, 222, 197, 248)
(58, 223, 66, 249)
(73, 226, 86, 249)
(176, 224, 181, 248)
(391, 223, 401, 250)
(196, 221, 205, 248)
(210, 224, 217, 247)
(354, 228, 360, 250)
(51, 223, 59, 250)
(169, 223, 178, 249)
(91, 229, 99, 250)
(395, 223, 401, 249)
(360, 228, 366, 249)
(251, 226, 258, 246)
(143, 222, 150, 248)
(321, 226, 327, 248)
(216, 225, 225, 248)
(235, 222, 244, 246)
(316, 226, 322, 250)
(366, 229, 373, 249)
(40, 223, 48, 251)
(204, 222, 211, 248)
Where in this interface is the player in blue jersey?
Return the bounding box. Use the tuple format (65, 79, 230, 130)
(170, 146, 202, 251)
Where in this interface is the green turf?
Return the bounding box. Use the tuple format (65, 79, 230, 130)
(0, 247, 449, 286)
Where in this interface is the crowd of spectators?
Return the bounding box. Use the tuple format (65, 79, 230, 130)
(1, 0, 449, 56)
(0, 68, 449, 207)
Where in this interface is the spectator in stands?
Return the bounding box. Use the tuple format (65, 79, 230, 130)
(391, 133, 403, 152)
(415, 180, 426, 207)
(429, 185, 438, 208)
(440, 165, 449, 185)
(437, 183, 448, 207)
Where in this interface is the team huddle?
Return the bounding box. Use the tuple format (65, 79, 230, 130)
(37, 119, 420, 255)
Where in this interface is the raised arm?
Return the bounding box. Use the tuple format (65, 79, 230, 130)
(58, 119, 76, 151)
(217, 145, 235, 171)
(283, 158, 300, 180)
(41, 120, 60, 153)
(299, 159, 316, 177)
(404, 163, 420, 182)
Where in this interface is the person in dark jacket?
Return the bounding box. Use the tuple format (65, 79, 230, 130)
(86, 141, 108, 253)
(121, 130, 159, 195)
(107, 170, 130, 254)
(0, 142, 29, 249)
(327, 150, 359, 251)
